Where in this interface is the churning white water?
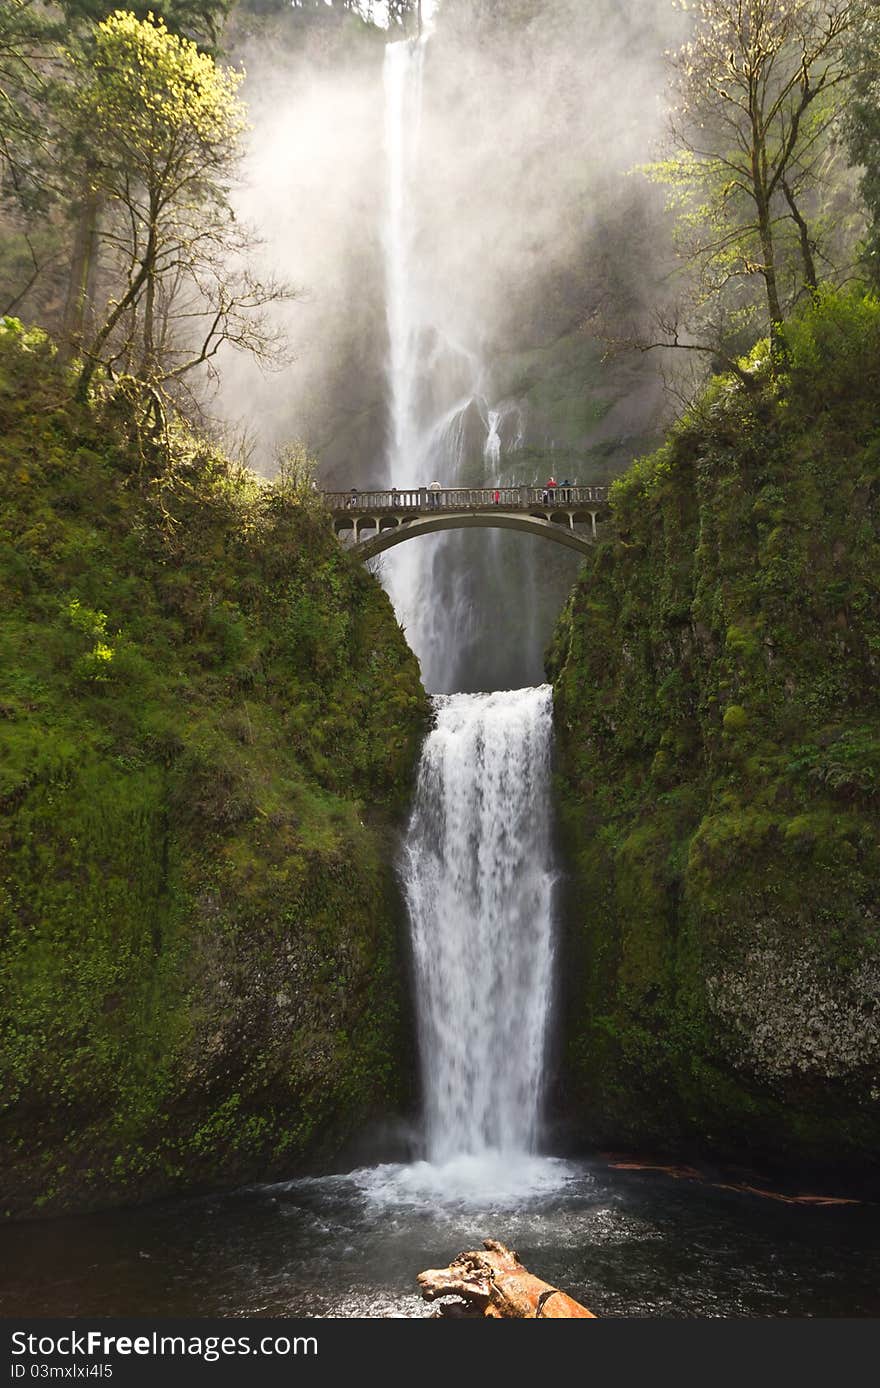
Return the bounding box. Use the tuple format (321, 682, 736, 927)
(401, 686, 558, 1166)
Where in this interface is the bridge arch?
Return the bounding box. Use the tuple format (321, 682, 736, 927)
(346, 510, 597, 560)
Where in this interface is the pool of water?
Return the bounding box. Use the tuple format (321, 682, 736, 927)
(3, 1155, 878, 1318)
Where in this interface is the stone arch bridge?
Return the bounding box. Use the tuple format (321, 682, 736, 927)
(323, 485, 609, 560)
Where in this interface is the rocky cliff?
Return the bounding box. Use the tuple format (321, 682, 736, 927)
(0, 320, 428, 1219)
(548, 291, 880, 1186)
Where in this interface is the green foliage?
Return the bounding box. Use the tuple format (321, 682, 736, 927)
(64, 598, 119, 682)
(74, 10, 244, 157)
(780, 284, 880, 394)
(61, 0, 232, 49)
(0, 326, 428, 1218)
(843, 2, 880, 286)
(270, 442, 322, 510)
(787, 727, 880, 802)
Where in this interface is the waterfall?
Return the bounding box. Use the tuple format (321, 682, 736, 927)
(483, 402, 525, 479)
(381, 35, 508, 693)
(381, 38, 578, 695)
(382, 34, 476, 692)
(400, 686, 557, 1163)
(383, 38, 559, 1172)
(368, 30, 572, 1203)
(384, 37, 427, 482)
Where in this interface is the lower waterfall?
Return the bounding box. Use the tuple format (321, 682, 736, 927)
(400, 685, 557, 1165)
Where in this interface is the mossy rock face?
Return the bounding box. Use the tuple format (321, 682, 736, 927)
(0, 320, 429, 1219)
(548, 291, 880, 1186)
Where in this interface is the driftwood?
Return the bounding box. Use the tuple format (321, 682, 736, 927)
(606, 1158, 861, 1205)
(418, 1239, 596, 1318)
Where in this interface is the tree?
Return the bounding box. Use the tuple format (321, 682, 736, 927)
(61, 0, 232, 51)
(386, 0, 419, 27)
(844, 1, 880, 285)
(0, 0, 57, 195)
(0, 2, 69, 319)
(71, 11, 291, 411)
(57, 0, 232, 351)
(647, 0, 857, 353)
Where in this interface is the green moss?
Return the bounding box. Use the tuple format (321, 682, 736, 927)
(722, 703, 748, 732)
(0, 322, 429, 1219)
(550, 290, 880, 1183)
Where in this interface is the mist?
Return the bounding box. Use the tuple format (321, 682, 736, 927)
(216, 0, 683, 689)
(219, 0, 678, 470)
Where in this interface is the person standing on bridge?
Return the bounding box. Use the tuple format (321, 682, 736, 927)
(348, 487, 359, 508)
(429, 479, 441, 508)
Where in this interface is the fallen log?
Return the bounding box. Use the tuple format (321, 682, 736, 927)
(605, 1158, 861, 1205)
(417, 1239, 596, 1318)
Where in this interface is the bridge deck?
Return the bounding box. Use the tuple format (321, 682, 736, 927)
(323, 484, 608, 515)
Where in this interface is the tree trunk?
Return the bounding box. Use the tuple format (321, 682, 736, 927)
(76, 230, 156, 401)
(749, 107, 784, 352)
(781, 180, 819, 294)
(141, 211, 159, 378)
(756, 197, 783, 337)
(142, 266, 156, 378)
(61, 174, 101, 361)
(417, 1240, 596, 1318)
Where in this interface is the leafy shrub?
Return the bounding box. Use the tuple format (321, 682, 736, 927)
(781, 288, 880, 403)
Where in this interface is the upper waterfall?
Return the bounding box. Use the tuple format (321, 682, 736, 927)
(381, 35, 526, 693)
(379, 34, 583, 695)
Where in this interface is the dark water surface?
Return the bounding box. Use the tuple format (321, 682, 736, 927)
(2, 1156, 878, 1318)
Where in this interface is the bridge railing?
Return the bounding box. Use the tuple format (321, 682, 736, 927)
(322, 484, 609, 512)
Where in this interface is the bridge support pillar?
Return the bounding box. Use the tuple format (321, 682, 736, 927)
(590, 511, 597, 538)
